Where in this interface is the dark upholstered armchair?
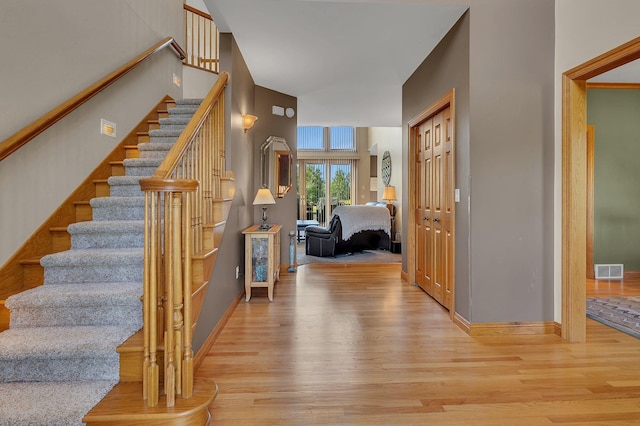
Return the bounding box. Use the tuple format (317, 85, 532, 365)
(305, 214, 390, 257)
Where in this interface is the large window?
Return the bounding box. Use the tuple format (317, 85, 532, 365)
(297, 126, 355, 151)
(297, 126, 324, 150)
(297, 126, 358, 225)
(298, 160, 356, 225)
(329, 127, 355, 150)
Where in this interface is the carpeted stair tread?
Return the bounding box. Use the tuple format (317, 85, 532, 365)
(169, 105, 199, 115)
(90, 196, 144, 221)
(41, 248, 143, 267)
(107, 175, 144, 185)
(0, 325, 138, 360)
(42, 248, 143, 284)
(0, 380, 117, 426)
(0, 326, 137, 383)
(6, 283, 142, 329)
(107, 175, 145, 197)
(122, 157, 163, 177)
(122, 157, 163, 168)
(68, 220, 144, 249)
(149, 128, 183, 137)
(91, 196, 144, 208)
(7, 282, 142, 309)
(159, 116, 191, 126)
(175, 98, 202, 105)
(138, 143, 175, 158)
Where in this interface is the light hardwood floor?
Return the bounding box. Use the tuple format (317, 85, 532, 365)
(198, 264, 640, 425)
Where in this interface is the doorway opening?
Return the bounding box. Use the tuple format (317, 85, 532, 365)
(562, 36, 640, 342)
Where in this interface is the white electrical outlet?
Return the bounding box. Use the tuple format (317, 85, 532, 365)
(235, 266, 240, 279)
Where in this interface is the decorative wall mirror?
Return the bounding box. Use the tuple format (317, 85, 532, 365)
(261, 136, 292, 198)
(381, 150, 392, 186)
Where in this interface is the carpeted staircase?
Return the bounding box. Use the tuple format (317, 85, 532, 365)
(0, 99, 201, 425)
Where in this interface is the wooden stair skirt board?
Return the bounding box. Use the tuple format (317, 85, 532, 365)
(453, 313, 561, 337)
(83, 377, 217, 425)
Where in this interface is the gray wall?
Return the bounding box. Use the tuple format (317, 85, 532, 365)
(587, 89, 640, 271)
(253, 86, 298, 264)
(403, 0, 555, 323)
(0, 0, 184, 267)
(192, 33, 255, 352)
(193, 35, 298, 352)
(403, 12, 471, 320)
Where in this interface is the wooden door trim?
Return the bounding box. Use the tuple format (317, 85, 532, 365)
(562, 36, 640, 342)
(586, 125, 594, 280)
(408, 89, 455, 320)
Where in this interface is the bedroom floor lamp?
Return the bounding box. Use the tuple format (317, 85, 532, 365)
(253, 187, 276, 230)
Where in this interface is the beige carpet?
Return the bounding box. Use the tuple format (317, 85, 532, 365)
(295, 242, 401, 265)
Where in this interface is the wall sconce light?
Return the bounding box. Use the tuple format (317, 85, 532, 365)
(242, 114, 258, 133)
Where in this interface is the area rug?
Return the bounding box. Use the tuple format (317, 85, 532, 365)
(586, 296, 640, 339)
(295, 243, 401, 265)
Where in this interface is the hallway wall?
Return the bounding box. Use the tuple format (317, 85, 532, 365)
(0, 0, 183, 267)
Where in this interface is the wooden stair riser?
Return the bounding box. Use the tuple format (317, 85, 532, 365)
(148, 119, 160, 130)
(19, 259, 43, 288)
(220, 176, 235, 199)
(190, 280, 209, 333)
(119, 348, 165, 383)
(214, 222, 225, 250)
(110, 161, 125, 176)
(137, 132, 150, 144)
(74, 201, 93, 222)
(0, 302, 9, 332)
(192, 250, 218, 285)
(125, 145, 140, 159)
(203, 222, 225, 251)
(213, 199, 232, 224)
(94, 180, 110, 198)
(50, 227, 71, 252)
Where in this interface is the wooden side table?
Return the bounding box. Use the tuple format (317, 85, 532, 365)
(242, 224, 281, 301)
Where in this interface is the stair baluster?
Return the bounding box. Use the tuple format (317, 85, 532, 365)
(140, 71, 229, 408)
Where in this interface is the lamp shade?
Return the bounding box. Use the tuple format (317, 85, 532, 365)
(382, 185, 397, 202)
(253, 187, 276, 205)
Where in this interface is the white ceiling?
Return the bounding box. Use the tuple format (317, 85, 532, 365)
(204, 0, 467, 127)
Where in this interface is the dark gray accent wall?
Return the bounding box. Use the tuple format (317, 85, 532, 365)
(254, 86, 298, 264)
(403, 12, 471, 320)
(192, 35, 299, 352)
(193, 33, 255, 353)
(587, 89, 640, 271)
(403, 0, 555, 323)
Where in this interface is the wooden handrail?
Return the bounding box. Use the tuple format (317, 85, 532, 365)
(0, 37, 186, 162)
(184, 3, 212, 20)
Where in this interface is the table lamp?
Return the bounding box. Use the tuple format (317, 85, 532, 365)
(382, 185, 397, 216)
(253, 187, 276, 230)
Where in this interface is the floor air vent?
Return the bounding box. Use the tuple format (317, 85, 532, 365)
(595, 264, 624, 280)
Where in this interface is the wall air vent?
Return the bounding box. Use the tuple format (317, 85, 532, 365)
(594, 264, 624, 280)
